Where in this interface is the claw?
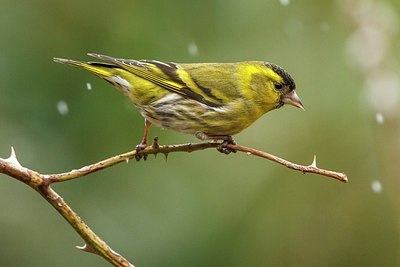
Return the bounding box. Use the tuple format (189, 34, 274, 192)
(195, 133, 237, 155)
(135, 143, 148, 161)
(217, 139, 237, 154)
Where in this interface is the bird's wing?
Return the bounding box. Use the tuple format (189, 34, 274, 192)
(88, 54, 226, 107)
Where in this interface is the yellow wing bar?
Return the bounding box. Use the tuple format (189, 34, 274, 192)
(88, 54, 224, 108)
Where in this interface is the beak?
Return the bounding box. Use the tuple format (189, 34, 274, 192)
(282, 90, 304, 110)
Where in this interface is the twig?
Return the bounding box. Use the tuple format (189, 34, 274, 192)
(229, 144, 347, 182)
(45, 141, 347, 184)
(0, 148, 134, 267)
(0, 142, 347, 266)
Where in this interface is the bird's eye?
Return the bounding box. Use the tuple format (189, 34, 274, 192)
(274, 82, 283, 90)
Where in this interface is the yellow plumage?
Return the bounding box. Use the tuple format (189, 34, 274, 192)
(54, 54, 303, 153)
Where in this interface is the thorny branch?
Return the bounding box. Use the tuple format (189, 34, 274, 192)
(0, 148, 134, 267)
(0, 140, 347, 267)
(45, 139, 347, 184)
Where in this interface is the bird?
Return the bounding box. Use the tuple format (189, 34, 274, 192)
(54, 53, 304, 155)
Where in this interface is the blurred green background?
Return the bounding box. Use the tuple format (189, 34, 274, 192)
(1, 0, 400, 266)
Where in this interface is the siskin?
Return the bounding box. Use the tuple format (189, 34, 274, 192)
(54, 54, 304, 154)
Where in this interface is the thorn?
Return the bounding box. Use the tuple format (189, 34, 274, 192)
(6, 147, 22, 167)
(76, 243, 97, 254)
(76, 244, 86, 250)
(152, 136, 159, 149)
(163, 152, 169, 162)
(125, 158, 129, 163)
(10, 146, 17, 159)
(310, 155, 317, 168)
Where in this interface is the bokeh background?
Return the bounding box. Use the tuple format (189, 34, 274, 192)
(1, 0, 400, 266)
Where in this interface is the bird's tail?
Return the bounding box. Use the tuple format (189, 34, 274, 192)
(53, 57, 117, 78)
(54, 56, 134, 98)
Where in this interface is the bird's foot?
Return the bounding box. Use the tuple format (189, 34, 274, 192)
(135, 143, 148, 161)
(217, 137, 237, 155)
(195, 133, 236, 154)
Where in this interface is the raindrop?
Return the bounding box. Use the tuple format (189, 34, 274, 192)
(280, 0, 290, 6)
(57, 100, 69, 116)
(320, 22, 330, 32)
(375, 112, 384, 124)
(371, 180, 382, 193)
(365, 72, 400, 114)
(187, 42, 199, 57)
(284, 18, 303, 37)
(86, 82, 92, 90)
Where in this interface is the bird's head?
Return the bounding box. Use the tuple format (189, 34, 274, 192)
(264, 63, 304, 110)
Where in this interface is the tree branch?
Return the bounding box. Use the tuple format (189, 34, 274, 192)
(0, 148, 134, 267)
(0, 142, 347, 266)
(46, 140, 347, 184)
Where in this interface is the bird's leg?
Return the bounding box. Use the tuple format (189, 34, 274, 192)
(135, 119, 152, 160)
(195, 133, 237, 154)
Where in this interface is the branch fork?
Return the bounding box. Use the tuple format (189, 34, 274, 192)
(0, 141, 347, 267)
